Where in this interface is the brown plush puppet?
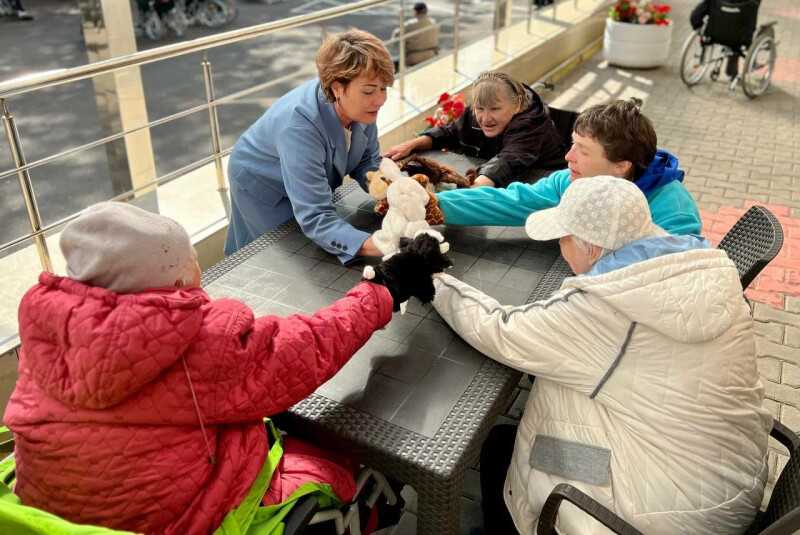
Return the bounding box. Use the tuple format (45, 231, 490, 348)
(397, 154, 475, 189)
(366, 165, 446, 226)
(408, 174, 445, 226)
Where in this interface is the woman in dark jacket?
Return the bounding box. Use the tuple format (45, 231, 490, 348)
(385, 71, 566, 188)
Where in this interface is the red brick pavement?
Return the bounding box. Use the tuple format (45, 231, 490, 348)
(699, 203, 800, 308)
(773, 58, 800, 84)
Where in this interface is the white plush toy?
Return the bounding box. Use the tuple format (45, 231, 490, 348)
(369, 158, 434, 258)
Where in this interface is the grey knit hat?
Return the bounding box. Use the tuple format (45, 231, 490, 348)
(60, 202, 193, 294)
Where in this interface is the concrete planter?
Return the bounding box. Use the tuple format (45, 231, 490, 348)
(603, 19, 673, 68)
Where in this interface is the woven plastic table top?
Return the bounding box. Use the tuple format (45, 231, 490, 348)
(203, 171, 571, 483)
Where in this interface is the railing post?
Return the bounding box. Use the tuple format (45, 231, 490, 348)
(1, 99, 53, 272)
(493, 0, 500, 50)
(320, 21, 327, 44)
(527, 0, 533, 33)
(201, 51, 231, 219)
(553, 0, 558, 21)
(397, 0, 406, 99)
(453, 0, 461, 71)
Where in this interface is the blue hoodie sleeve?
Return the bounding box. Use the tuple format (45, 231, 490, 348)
(438, 169, 570, 226)
(646, 181, 703, 236)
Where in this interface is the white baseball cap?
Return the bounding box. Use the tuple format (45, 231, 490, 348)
(525, 176, 667, 250)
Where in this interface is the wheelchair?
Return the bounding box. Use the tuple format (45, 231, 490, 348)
(679, 0, 777, 98)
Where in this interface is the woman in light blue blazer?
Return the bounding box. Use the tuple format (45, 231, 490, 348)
(225, 29, 394, 263)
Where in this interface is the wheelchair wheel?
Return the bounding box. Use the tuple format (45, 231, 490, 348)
(221, 0, 238, 24)
(680, 29, 711, 86)
(198, 0, 227, 28)
(742, 29, 776, 98)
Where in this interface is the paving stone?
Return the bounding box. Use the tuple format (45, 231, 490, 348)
(758, 357, 782, 383)
(785, 325, 800, 348)
(507, 388, 530, 420)
(763, 398, 780, 420)
(461, 468, 482, 502)
(753, 303, 800, 327)
(401, 484, 418, 515)
(781, 405, 800, 433)
(764, 380, 800, 406)
(460, 496, 483, 535)
(783, 362, 800, 388)
(387, 511, 416, 535)
(753, 321, 785, 344)
(755, 337, 800, 367)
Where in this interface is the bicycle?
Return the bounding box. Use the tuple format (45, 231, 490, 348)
(0, 0, 32, 20)
(178, 0, 231, 29)
(679, 0, 777, 98)
(138, 0, 188, 40)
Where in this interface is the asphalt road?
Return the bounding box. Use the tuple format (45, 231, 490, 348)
(0, 0, 519, 248)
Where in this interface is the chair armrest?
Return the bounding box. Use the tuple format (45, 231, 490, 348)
(283, 495, 320, 535)
(537, 483, 644, 535)
(771, 419, 800, 453)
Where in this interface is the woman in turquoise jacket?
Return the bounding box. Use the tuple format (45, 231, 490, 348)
(224, 29, 394, 263)
(437, 99, 702, 236)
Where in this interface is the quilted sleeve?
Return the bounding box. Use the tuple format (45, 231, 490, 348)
(203, 281, 393, 422)
(432, 274, 626, 397)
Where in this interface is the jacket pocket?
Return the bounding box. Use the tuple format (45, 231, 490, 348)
(529, 435, 611, 485)
(235, 167, 285, 208)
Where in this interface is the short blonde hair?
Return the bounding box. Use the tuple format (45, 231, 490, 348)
(472, 71, 528, 110)
(176, 246, 199, 287)
(316, 28, 395, 103)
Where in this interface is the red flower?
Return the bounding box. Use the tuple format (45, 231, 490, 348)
(452, 100, 466, 115)
(424, 116, 436, 127)
(437, 92, 451, 104)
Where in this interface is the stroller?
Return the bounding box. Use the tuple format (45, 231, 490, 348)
(679, 0, 777, 98)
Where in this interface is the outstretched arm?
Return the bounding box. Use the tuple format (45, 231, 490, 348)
(204, 282, 394, 422)
(437, 171, 569, 226)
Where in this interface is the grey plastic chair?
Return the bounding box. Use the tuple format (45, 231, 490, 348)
(536, 419, 800, 535)
(717, 205, 784, 290)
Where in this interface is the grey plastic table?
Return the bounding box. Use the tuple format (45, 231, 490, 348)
(203, 182, 572, 535)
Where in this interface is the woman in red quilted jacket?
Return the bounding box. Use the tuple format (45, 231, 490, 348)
(3, 202, 447, 534)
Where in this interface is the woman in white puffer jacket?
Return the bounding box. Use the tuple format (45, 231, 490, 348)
(433, 176, 771, 535)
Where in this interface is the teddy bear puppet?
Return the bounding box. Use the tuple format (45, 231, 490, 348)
(367, 164, 445, 226)
(366, 158, 447, 257)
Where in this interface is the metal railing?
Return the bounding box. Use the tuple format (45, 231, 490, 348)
(0, 0, 588, 274)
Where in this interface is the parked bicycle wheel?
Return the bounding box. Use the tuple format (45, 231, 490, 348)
(680, 29, 711, 86)
(742, 27, 776, 98)
(198, 0, 228, 28)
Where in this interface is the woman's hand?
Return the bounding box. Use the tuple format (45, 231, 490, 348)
(469, 175, 495, 188)
(385, 136, 433, 161)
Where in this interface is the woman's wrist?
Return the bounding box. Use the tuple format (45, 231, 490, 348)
(413, 135, 434, 151)
(358, 236, 383, 257)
